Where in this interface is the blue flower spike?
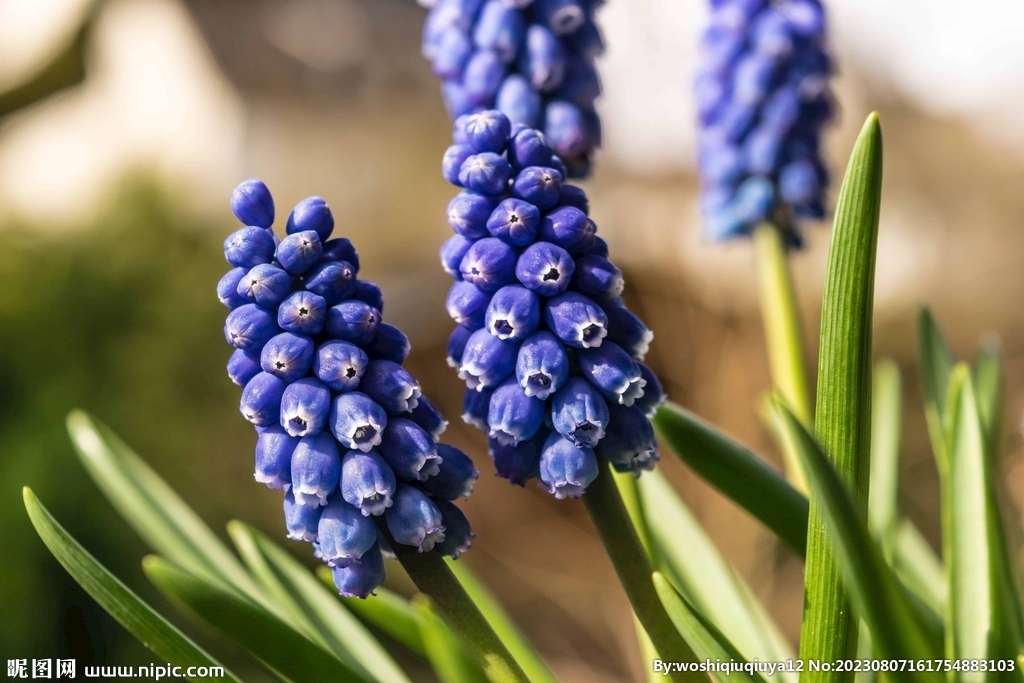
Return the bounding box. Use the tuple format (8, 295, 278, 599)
(434, 131, 666, 497)
(422, 5, 604, 174)
(696, 0, 834, 242)
(218, 179, 477, 598)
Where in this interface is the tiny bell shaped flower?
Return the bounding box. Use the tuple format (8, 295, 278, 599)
(313, 340, 368, 392)
(634, 363, 666, 418)
(340, 450, 397, 516)
(224, 226, 275, 268)
(322, 237, 361, 272)
(448, 191, 498, 239)
(443, 144, 475, 185)
(409, 397, 448, 441)
(490, 433, 542, 486)
(573, 254, 624, 305)
(515, 241, 575, 296)
(515, 330, 569, 399)
(598, 404, 659, 475)
(240, 372, 288, 426)
(317, 497, 378, 567)
(365, 323, 411, 364)
(446, 281, 491, 330)
(227, 348, 261, 387)
(225, 303, 279, 351)
(275, 230, 323, 276)
(448, 325, 475, 368)
(420, 444, 478, 500)
(459, 108, 514, 154)
(485, 285, 541, 340)
(379, 418, 443, 482)
(435, 500, 475, 559)
(551, 376, 609, 448)
(238, 264, 292, 308)
(283, 488, 323, 542)
(539, 432, 599, 499)
(462, 386, 494, 432)
(487, 198, 541, 246)
(577, 342, 646, 407)
(277, 290, 327, 336)
(280, 378, 332, 437)
(460, 238, 518, 292)
(459, 328, 519, 391)
(330, 392, 388, 453)
(488, 378, 545, 446)
(539, 206, 595, 251)
(231, 179, 275, 229)
(332, 544, 385, 599)
(255, 426, 298, 490)
(352, 280, 383, 311)
(217, 267, 249, 309)
(440, 234, 475, 278)
(290, 432, 341, 507)
(474, 1, 526, 64)
(260, 332, 314, 382)
(305, 261, 357, 305)
(386, 485, 447, 552)
(459, 152, 512, 196)
(286, 196, 335, 241)
(359, 360, 422, 415)
(605, 306, 653, 361)
(512, 166, 563, 211)
(327, 301, 381, 345)
(545, 291, 608, 349)
(519, 25, 566, 92)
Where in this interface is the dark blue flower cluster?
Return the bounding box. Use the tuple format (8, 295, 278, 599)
(220, 180, 478, 598)
(421, 0, 604, 177)
(439, 111, 666, 499)
(696, 0, 834, 243)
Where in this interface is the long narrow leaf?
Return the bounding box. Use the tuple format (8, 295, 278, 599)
(771, 399, 943, 680)
(653, 573, 767, 683)
(803, 112, 884, 678)
(242, 525, 413, 683)
(917, 307, 955, 469)
(652, 402, 808, 555)
(946, 366, 999, 677)
(413, 595, 489, 683)
(868, 360, 902, 558)
(893, 521, 946, 618)
(639, 470, 796, 683)
(144, 556, 366, 683)
(316, 566, 426, 656)
(23, 489, 240, 683)
(445, 559, 560, 683)
(66, 411, 269, 607)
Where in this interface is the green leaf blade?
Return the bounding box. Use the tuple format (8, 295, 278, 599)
(22, 488, 239, 683)
(868, 360, 902, 557)
(652, 573, 766, 683)
(638, 469, 796, 683)
(802, 112, 884, 681)
(771, 400, 943, 680)
(947, 368, 999, 678)
(652, 402, 808, 556)
(445, 559, 559, 683)
(241, 524, 413, 683)
(413, 595, 490, 683)
(143, 555, 366, 683)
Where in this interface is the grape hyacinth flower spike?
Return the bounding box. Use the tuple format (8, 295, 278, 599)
(220, 179, 479, 599)
(436, 111, 667, 500)
(696, 0, 834, 244)
(422, 0, 605, 176)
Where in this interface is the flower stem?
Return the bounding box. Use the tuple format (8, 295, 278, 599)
(379, 521, 530, 683)
(583, 464, 701, 683)
(755, 221, 813, 493)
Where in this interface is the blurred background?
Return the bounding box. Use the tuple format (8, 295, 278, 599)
(2, 0, 1023, 681)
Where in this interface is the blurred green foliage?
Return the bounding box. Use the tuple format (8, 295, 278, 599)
(0, 177, 264, 666)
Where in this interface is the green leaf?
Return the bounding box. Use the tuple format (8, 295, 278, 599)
(445, 558, 560, 683)
(143, 555, 367, 683)
(315, 566, 426, 657)
(22, 488, 240, 683)
(413, 595, 490, 683)
(802, 112, 884, 679)
(974, 339, 1001, 455)
(638, 470, 796, 683)
(652, 402, 808, 556)
(868, 360, 902, 558)
(239, 524, 413, 683)
(892, 521, 946, 619)
(770, 399, 943, 678)
(66, 411, 271, 609)
(946, 366, 999, 676)
(227, 521, 324, 645)
(652, 573, 767, 683)
(917, 307, 955, 470)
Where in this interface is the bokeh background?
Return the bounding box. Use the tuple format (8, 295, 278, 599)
(2, 0, 1023, 681)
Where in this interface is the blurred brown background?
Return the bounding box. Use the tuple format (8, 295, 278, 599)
(1, 0, 1023, 681)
